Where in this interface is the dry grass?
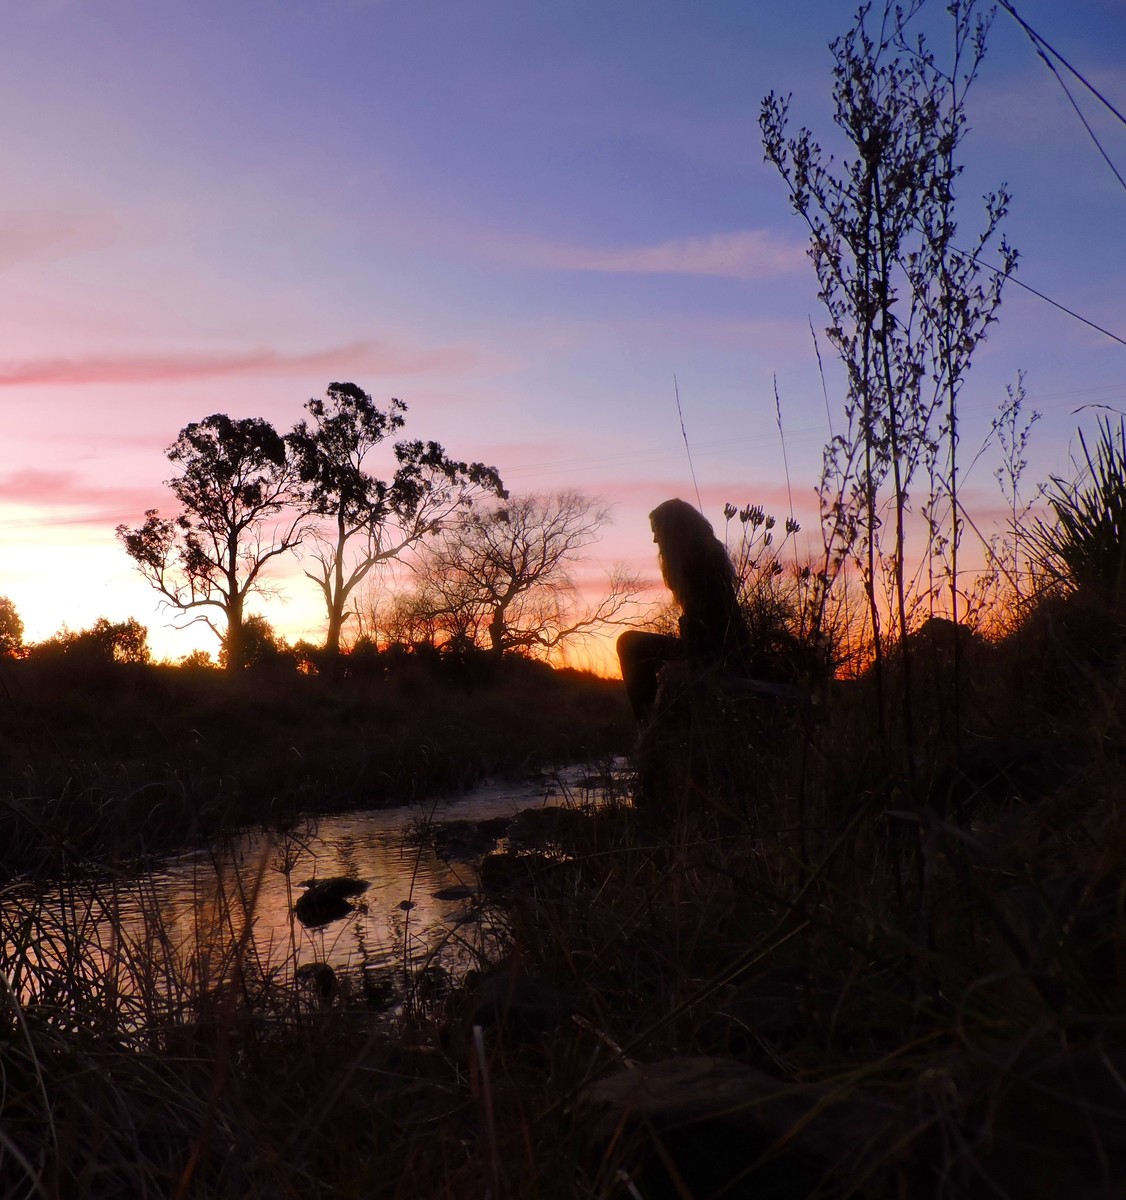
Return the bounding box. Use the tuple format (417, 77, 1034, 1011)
(2, 611, 1125, 1197)
(0, 653, 632, 875)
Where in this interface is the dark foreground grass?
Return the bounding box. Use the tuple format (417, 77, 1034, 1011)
(0, 652, 632, 874)
(2, 607, 1125, 1198)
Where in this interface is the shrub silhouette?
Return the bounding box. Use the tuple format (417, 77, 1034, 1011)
(1028, 416, 1126, 606)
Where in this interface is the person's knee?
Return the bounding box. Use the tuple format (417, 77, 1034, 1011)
(618, 631, 681, 721)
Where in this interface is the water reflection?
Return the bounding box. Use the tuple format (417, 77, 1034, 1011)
(11, 768, 616, 1016)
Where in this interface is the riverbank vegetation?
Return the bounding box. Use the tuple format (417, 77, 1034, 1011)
(0, 650, 631, 875)
(3, 561, 1124, 1196)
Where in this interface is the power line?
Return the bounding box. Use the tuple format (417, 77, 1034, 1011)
(998, 0, 1126, 194)
(674, 374, 705, 514)
(998, 1, 1126, 130)
(966, 250, 1126, 349)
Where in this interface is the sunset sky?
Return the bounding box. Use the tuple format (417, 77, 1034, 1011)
(1, 0, 1124, 667)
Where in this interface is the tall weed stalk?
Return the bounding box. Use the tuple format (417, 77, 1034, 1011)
(761, 0, 1017, 768)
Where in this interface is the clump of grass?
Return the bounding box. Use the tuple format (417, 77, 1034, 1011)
(0, 839, 491, 1198)
(1028, 415, 1126, 605)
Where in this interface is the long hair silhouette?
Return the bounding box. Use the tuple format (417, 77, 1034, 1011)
(648, 498, 750, 666)
(618, 499, 750, 720)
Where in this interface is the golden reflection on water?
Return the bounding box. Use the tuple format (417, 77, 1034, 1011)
(10, 770, 611, 1013)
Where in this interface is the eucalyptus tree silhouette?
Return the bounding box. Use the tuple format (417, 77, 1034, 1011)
(287, 382, 505, 654)
(117, 413, 303, 670)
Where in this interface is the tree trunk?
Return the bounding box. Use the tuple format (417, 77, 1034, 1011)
(488, 606, 506, 657)
(224, 595, 245, 671)
(323, 607, 344, 656)
(322, 514, 349, 655)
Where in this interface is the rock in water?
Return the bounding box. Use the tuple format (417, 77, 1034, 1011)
(294, 876, 370, 927)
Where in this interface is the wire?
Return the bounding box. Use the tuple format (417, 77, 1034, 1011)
(998, 1, 1126, 129)
(998, 1, 1126, 194)
(964, 250, 1126, 349)
(674, 374, 705, 514)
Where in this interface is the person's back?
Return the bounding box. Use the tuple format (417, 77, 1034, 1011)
(674, 536, 751, 669)
(618, 499, 750, 720)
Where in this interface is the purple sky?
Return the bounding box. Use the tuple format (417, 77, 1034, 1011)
(1, 0, 1124, 666)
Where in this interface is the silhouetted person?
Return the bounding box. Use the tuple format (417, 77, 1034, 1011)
(618, 499, 752, 721)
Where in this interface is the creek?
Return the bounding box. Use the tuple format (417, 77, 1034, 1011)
(10, 766, 622, 1016)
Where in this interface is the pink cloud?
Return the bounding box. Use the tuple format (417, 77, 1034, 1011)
(0, 338, 486, 387)
(0, 468, 162, 525)
(0, 209, 118, 269)
(485, 229, 807, 280)
(481, 438, 572, 464)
